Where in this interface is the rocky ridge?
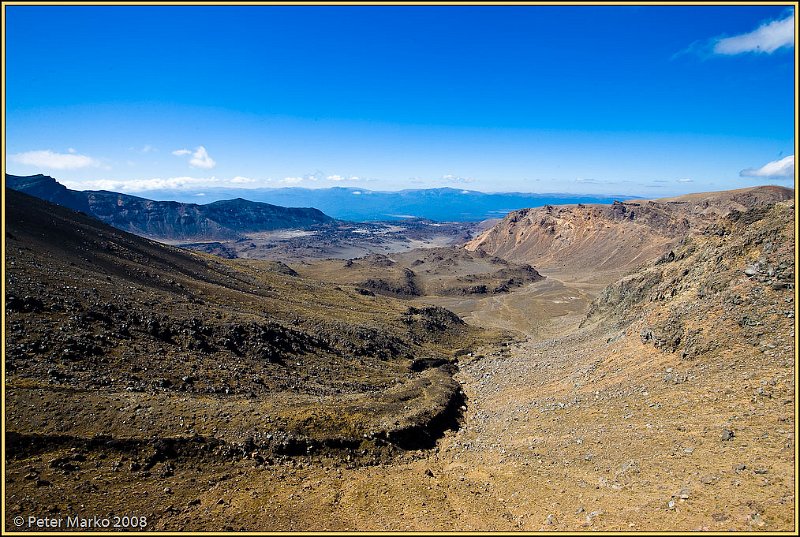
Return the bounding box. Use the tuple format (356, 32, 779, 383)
(6, 174, 334, 241)
(465, 186, 793, 279)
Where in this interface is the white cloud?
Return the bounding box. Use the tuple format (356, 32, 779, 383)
(141, 144, 156, 153)
(62, 176, 221, 192)
(11, 149, 100, 170)
(327, 174, 361, 182)
(279, 171, 335, 185)
(676, 178, 694, 183)
(60, 175, 277, 192)
(189, 146, 216, 169)
(67, 147, 77, 154)
(172, 146, 216, 169)
(714, 13, 794, 55)
(740, 155, 795, 179)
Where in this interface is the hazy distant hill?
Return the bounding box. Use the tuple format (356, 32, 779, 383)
(137, 186, 635, 222)
(6, 174, 334, 241)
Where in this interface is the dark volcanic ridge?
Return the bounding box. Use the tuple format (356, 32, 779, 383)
(6, 174, 334, 241)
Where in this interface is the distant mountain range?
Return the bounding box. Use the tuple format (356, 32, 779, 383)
(125, 186, 637, 222)
(5, 174, 333, 241)
(6, 174, 638, 244)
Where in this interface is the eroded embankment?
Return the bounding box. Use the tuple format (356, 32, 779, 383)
(6, 360, 470, 465)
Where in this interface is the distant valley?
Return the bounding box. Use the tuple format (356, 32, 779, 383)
(102, 184, 637, 222)
(6, 174, 486, 260)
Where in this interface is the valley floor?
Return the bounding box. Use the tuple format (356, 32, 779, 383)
(10, 269, 792, 532)
(181, 273, 793, 532)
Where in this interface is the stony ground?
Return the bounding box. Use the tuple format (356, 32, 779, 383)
(178, 286, 791, 532)
(8, 272, 793, 532)
(5, 191, 795, 532)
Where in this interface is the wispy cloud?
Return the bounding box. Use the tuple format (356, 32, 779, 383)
(575, 177, 619, 185)
(62, 176, 222, 192)
(172, 146, 216, 169)
(279, 171, 323, 185)
(676, 178, 694, 183)
(409, 174, 477, 186)
(327, 174, 361, 182)
(441, 174, 475, 184)
(279, 171, 363, 185)
(62, 175, 280, 192)
(675, 12, 795, 59)
(11, 149, 101, 170)
(714, 12, 794, 55)
(740, 155, 795, 179)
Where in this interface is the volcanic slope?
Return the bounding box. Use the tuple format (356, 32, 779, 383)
(466, 185, 793, 283)
(4, 189, 499, 519)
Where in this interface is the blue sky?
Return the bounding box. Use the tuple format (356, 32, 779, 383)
(4, 4, 796, 196)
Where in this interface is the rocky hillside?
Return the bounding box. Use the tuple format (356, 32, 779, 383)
(584, 198, 795, 364)
(6, 174, 334, 241)
(4, 185, 795, 532)
(465, 186, 793, 279)
(5, 188, 493, 458)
